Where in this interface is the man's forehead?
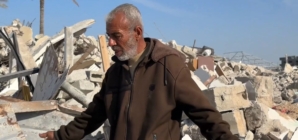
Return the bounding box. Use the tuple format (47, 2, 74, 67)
(106, 12, 130, 33)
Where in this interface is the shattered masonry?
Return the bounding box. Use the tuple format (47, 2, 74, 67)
(0, 19, 298, 140)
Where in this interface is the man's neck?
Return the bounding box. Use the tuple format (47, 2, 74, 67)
(128, 48, 145, 66)
(128, 38, 147, 66)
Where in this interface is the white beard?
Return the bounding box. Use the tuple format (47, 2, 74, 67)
(113, 37, 137, 61)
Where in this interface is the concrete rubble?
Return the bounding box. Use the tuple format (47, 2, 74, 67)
(0, 19, 297, 140)
(181, 57, 298, 140)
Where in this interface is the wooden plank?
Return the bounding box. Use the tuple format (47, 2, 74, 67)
(98, 35, 111, 72)
(187, 60, 196, 71)
(204, 75, 217, 87)
(193, 58, 198, 70)
(20, 80, 31, 101)
(0, 96, 26, 102)
(64, 26, 74, 68)
(32, 46, 69, 101)
(58, 103, 85, 116)
(68, 45, 95, 74)
(0, 100, 57, 113)
(187, 58, 199, 71)
(73, 59, 95, 70)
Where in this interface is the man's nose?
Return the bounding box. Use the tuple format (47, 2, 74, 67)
(108, 38, 117, 46)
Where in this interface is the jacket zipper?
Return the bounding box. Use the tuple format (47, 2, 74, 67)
(125, 68, 136, 140)
(153, 134, 157, 140)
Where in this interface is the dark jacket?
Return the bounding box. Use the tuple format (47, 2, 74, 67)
(55, 38, 238, 140)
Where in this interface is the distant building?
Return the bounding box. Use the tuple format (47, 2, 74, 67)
(280, 55, 298, 67)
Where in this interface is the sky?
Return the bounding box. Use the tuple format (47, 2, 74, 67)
(0, 0, 297, 66)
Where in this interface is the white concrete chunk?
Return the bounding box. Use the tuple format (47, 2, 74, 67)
(182, 134, 192, 140)
(67, 69, 88, 83)
(284, 63, 293, 73)
(291, 128, 298, 140)
(245, 131, 254, 140)
(190, 71, 207, 90)
(222, 109, 247, 137)
(203, 84, 251, 112)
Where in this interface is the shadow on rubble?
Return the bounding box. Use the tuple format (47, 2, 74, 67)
(287, 82, 298, 90)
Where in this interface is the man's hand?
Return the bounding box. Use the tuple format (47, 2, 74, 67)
(39, 131, 56, 140)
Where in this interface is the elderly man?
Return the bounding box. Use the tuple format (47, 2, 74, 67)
(40, 3, 238, 140)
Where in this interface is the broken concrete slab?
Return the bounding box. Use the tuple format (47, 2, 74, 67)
(19, 26, 33, 46)
(194, 66, 211, 83)
(203, 84, 251, 112)
(67, 69, 89, 83)
(291, 128, 298, 140)
(0, 104, 26, 140)
(251, 76, 274, 107)
(245, 102, 298, 133)
(60, 81, 90, 107)
(190, 71, 207, 90)
(228, 62, 241, 73)
(284, 63, 293, 74)
(244, 81, 257, 101)
(208, 79, 227, 88)
(64, 26, 74, 68)
(32, 46, 68, 101)
(30, 35, 50, 53)
(72, 80, 95, 94)
(222, 109, 247, 137)
(32, 19, 95, 61)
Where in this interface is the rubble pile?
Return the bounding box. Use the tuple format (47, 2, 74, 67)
(0, 19, 298, 140)
(181, 59, 298, 139)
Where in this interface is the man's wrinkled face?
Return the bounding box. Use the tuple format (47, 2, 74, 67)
(106, 12, 138, 61)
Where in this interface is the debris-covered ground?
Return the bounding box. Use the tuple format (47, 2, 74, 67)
(1, 19, 298, 140)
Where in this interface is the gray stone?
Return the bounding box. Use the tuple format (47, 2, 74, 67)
(244, 81, 257, 101)
(67, 69, 89, 83)
(244, 103, 264, 131)
(72, 80, 95, 94)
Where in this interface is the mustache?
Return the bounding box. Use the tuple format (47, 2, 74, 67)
(112, 46, 122, 51)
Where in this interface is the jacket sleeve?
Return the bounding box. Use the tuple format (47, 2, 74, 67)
(174, 67, 238, 140)
(55, 77, 108, 140)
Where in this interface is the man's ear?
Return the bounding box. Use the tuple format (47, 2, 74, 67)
(134, 26, 143, 41)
